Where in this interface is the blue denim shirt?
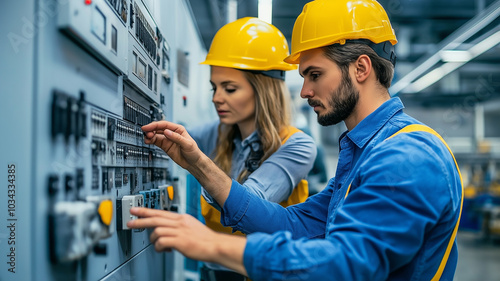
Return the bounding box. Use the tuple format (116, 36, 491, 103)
(222, 98, 462, 281)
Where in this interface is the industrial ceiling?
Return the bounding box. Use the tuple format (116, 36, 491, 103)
(187, 0, 500, 106)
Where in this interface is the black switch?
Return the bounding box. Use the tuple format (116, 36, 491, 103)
(93, 243, 107, 255)
(48, 175, 59, 196)
(156, 27, 162, 44)
(130, 3, 134, 28)
(102, 170, 108, 193)
(51, 91, 68, 138)
(107, 117, 116, 141)
(77, 91, 87, 140)
(76, 169, 84, 190)
(99, 141, 106, 152)
(91, 140, 99, 155)
(65, 174, 75, 194)
(66, 96, 78, 140)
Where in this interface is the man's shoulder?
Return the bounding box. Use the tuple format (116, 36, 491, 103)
(371, 123, 455, 174)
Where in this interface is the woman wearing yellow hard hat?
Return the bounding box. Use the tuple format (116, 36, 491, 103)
(189, 17, 316, 281)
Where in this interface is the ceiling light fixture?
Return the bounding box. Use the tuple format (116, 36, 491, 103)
(258, 0, 273, 24)
(439, 50, 472, 63)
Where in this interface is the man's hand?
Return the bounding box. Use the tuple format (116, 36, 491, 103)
(142, 121, 232, 205)
(142, 121, 201, 171)
(127, 207, 247, 275)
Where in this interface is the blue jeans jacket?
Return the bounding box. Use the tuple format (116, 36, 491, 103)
(222, 97, 462, 281)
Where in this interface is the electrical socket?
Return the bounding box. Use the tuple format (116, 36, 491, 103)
(150, 189, 161, 209)
(139, 190, 151, 208)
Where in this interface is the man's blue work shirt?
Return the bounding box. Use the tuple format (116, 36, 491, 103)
(221, 97, 462, 281)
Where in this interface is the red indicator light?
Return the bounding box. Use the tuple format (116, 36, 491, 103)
(85, 0, 92, 5)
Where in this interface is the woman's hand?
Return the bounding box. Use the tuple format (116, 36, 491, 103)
(142, 121, 202, 171)
(142, 121, 233, 205)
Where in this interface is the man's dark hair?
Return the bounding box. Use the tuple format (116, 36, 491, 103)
(323, 43, 395, 89)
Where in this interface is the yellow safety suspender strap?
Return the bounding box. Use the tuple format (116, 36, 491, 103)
(278, 127, 309, 208)
(344, 124, 463, 280)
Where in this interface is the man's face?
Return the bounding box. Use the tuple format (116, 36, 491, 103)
(298, 48, 359, 126)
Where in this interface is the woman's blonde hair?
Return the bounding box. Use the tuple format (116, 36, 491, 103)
(212, 71, 291, 182)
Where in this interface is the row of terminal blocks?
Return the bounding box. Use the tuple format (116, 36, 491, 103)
(51, 184, 175, 263)
(91, 139, 169, 167)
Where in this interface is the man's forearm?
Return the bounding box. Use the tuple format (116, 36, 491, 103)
(212, 234, 248, 276)
(188, 153, 232, 206)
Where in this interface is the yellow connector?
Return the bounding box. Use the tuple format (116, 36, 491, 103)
(98, 199, 113, 226)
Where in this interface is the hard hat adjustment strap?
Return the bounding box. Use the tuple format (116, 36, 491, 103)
(346, 39, 397, 67)
(245, 69, 286, 80)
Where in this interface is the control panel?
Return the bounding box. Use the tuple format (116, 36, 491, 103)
(1, 0, 211, 280)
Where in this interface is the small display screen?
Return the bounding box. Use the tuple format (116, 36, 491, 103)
(111, 25, 117, 53)
(132, 52, 138, 73)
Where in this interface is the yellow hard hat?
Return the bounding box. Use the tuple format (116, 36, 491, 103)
(285, 0, 398, 64)
(200, 17, 296, 73)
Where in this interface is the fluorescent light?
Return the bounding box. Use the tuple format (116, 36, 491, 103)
(407, 62, 465, 93)
(258, 0, 273, 24)
(227, 0, 238, 22)
(469, 30, 500, 56)
(439, 50, 472, 62)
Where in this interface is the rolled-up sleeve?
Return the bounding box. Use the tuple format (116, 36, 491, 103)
(244, 232, 339, 281)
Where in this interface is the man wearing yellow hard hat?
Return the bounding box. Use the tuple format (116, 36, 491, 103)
(128, 1, 463, 280)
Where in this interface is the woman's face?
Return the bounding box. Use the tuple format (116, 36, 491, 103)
(210, 66, 256, 129)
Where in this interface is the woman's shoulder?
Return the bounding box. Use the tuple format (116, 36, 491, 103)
(280, 126, 315, 145)
(278, 128, 317, 156)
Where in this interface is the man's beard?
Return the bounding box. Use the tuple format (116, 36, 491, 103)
(317, 72, 359, 126)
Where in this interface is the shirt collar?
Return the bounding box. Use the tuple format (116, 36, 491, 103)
(234, 130, 260, 148)
(346, 97, 404, 148)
